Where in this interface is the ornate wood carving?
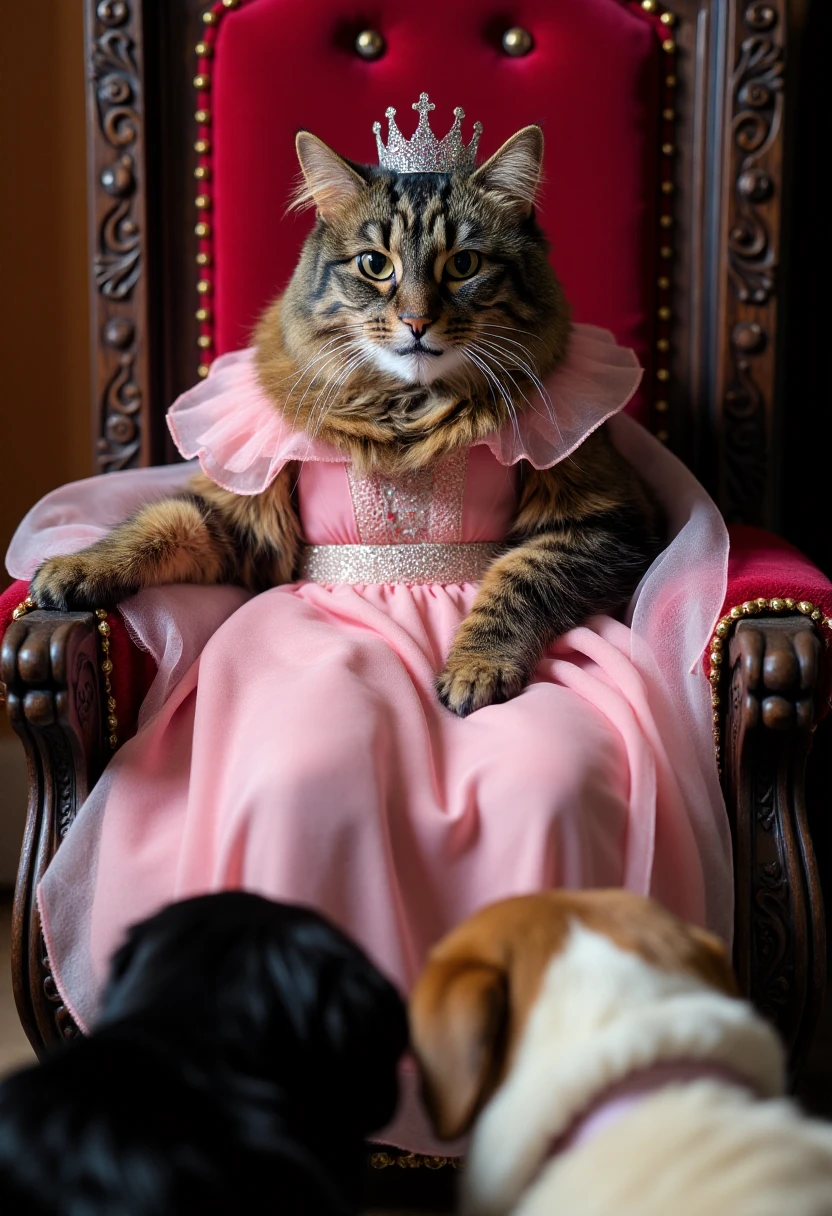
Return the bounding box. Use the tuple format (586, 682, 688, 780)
(725, 616, 825, 1071)
(85, 0, 150, 472)
(718, 1, 786, 525)
(1, 613, 104, 1052)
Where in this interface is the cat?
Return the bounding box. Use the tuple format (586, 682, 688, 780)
(30, 124, 662, 717)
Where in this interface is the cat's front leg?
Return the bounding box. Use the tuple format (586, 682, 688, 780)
(436, 512, 657, 717)
(30, 468, 301, 610)
(435, 544, 549, 716)
(30, 496, 234, 610)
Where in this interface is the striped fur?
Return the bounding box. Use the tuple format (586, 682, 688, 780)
(31, 469, 300, 610)
(31, 125, 661, 716)
(436, 430, 663, 715)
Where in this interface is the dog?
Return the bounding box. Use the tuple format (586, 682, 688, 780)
(0, 892, 408, 1215)
(410, 890, 832, 1216)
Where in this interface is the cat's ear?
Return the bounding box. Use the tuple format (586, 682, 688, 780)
(292, 131, 367, 221)
(470, 125, 544, 218)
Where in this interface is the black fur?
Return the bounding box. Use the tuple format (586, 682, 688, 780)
(0, 893, 408, 1215)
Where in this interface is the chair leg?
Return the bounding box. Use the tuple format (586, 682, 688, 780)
(725, 615, 826, 1077)
(1, 610, 104, 1054)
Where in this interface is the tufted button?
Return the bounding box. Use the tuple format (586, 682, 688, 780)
(502, 27, 534, 56)
(355, 29, 386, 60)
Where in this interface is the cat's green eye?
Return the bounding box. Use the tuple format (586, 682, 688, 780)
(445, 250, 481, 281)
(358, 251, 395, 281)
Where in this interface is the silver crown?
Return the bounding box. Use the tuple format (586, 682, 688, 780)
(373, 93, 483, 174)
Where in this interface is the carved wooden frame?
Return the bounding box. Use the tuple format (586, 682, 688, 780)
(2, 0, 827, 1158)
(82, 0, 790, 531)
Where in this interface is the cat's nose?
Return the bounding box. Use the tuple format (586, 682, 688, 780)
(399, 315, 433, 338)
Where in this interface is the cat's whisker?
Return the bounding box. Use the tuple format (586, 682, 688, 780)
(472, 335, 560, 439)
(467, 344, 525, 446)
(288, 340, 360, 429)
(464, 348, 521, 445)
(306, 346, 367, 444)
(479, 323, 548, 346)
(282, 337, 359, 423)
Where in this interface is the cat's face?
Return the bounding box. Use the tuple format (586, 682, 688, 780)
(257, 125, 570, 467)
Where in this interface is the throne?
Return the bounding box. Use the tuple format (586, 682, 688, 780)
(1, 0, 830, 1136)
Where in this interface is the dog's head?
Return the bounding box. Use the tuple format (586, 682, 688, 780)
(409, 890, 737, 1140)
(0, 894, 408, 1215)
(99, 892, 409, 1138)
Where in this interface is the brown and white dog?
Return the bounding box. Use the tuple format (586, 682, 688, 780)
(410, 891, 832, 1216)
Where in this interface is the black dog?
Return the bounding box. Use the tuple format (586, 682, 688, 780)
(0, 893, 408, 1214)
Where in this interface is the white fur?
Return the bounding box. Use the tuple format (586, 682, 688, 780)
(360, 337, 466, 386)
(463, 923, 799, 1216)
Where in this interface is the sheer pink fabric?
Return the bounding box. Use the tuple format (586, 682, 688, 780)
(6, 325, 730, 1154)
(166, 324, 643, 491)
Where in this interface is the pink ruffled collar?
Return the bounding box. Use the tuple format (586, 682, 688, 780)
(167, 324, 642, 496)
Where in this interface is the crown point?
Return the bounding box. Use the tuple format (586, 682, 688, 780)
(385, 106, 396, 118)
(374, 95, 482, 173)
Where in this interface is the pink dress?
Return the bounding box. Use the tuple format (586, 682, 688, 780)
(6, 327, 732, 1152)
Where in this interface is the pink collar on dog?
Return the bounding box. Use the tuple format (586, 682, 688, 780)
(551, 1060, 757, 1157)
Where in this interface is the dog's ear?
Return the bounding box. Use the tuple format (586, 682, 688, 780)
(684, 926, 739, 996)
(409, 958, 509, 1140)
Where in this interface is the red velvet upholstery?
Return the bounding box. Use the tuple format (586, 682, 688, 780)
(725, 526, 832, 620)
(198, 0, 670, 424)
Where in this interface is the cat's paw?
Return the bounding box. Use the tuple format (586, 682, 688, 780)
(30, 554, 132, 611)
(436, 650, 526, 717)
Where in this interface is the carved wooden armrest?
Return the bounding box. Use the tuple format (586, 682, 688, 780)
(1, 610, 107, 1050)
(721, 611, 825, 1072)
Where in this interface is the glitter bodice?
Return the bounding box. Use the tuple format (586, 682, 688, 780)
(295, 445, 519, 547)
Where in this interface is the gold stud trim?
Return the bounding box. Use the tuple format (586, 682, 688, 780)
(198, 363, 211, 378)
(194, 7, 235, 378)
(369, 1153, 462, 1170)
(11, 596, 36, 621)
(95, 609, 120, 750)
(709, 597, 831, 772)
(651, 7, 677, 443)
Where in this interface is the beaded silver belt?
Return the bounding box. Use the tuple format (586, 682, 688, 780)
(299, 542, 503, 586)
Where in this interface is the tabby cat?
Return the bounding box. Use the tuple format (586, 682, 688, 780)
(31, 125, 661, 717)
